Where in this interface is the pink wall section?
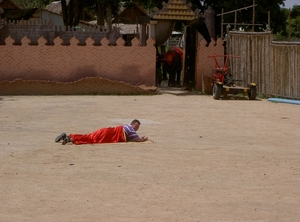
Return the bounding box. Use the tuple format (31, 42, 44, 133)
(0, 34, 225, 94)
(196, 38, 225, 91)
(0, 35, 156, 87)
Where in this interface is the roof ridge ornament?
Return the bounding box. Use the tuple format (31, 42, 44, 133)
(152, 0, 197, 20)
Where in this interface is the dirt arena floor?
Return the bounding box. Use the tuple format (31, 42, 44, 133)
(1, 89, 300, 222)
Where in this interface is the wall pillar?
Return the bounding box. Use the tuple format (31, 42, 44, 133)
(139, 23, 147, 46)
(148, 20, 157, 44)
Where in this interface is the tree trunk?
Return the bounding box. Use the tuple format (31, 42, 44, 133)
(0, 10, 4, 30)
(61, 0, 68, 30)
(68, 0, 74, 28)
(96, 0, 105, 27)
(73, 0, 86, 27)
(106, 4, 112, 32)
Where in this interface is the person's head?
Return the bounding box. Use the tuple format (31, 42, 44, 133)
(130, 119, 141, 131)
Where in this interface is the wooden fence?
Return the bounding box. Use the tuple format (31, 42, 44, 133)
(227, 31, 300, 99)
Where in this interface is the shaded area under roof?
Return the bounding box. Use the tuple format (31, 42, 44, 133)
(0, 0, 21, 10)
(1, 8, 37, 20)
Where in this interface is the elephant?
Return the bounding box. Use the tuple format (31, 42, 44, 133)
(156, 49, 163, 86)
(162, 46, 183, 87)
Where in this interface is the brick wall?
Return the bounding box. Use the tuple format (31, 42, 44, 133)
(196, 38, 225, 92)
(0, 35, 156, 87)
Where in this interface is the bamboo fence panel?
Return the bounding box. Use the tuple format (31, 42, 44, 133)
(227, 31, 300, 99)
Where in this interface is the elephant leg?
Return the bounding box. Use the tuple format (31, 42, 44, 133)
(162, 67, 168, 80)
(167, 71, 172, 86)
(176, 70, 182, 86)
(156, 68, 162, 86)
(168, 73, 173, 86)
(163, 62, 170, 81)
(169, 70, 176, 87)
(163, 63, 174, 86)
(173, 55, 182, 87)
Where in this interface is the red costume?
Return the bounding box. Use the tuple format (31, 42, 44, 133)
(70, 125, 126, 145)
(164, 51, 177, 66)
(172, 46, 183, 60)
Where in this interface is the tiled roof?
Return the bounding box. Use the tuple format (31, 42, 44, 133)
(45, 0, 70, 14)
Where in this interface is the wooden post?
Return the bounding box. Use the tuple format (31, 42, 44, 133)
(221, 8, 224, 38)
(288, 9, 291, 41)
(268, 11, 270, 30)
(252, 0, 255, 31)
(139, 24, 147, 46)
(234, 10, 237, 30)
(217, 4, 259, 36)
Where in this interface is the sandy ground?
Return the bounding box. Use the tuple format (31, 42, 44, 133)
(1, 90, 300, 222)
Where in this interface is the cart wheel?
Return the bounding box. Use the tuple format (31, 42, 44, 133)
(248, 86, 257, 100)
(212, 83, 221, 100)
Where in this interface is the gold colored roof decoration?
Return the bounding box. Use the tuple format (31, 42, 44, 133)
(152, 0, 197, 20)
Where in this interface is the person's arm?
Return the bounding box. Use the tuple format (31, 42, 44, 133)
(123, 124, 148, 142)
(134, 136, 148, 142)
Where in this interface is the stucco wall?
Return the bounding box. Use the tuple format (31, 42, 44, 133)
(0, 18, 108, 45)
(196, 38, 225, 92)
(0, 35, 156, 87)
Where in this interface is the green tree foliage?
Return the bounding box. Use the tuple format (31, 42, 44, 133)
(13, 0, 55, 8)
(290, 4, 300, 35)
(290, 16, 300, 39)
(274, 6, 300, 40)
(291, 6, 300, 38)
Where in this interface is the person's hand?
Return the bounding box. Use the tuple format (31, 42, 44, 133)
(141, 136, 148, 141)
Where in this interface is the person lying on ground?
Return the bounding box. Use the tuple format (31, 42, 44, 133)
(55, 119, 148, 145)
